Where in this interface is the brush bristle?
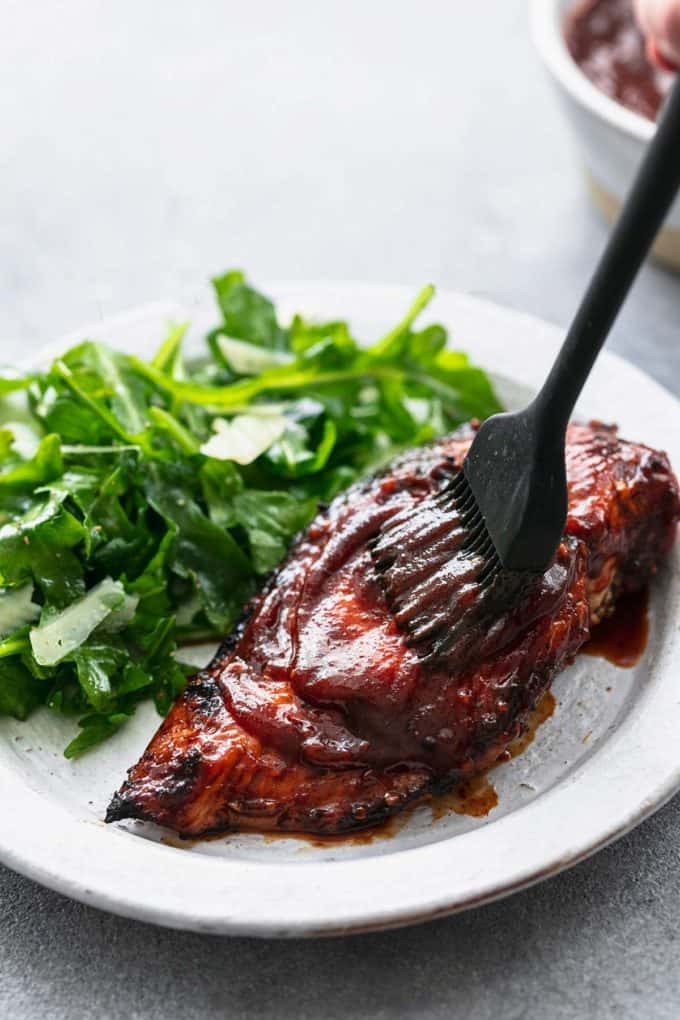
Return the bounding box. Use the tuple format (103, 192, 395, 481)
(440, 472, 503, 584)
(371, 468, 507, 662)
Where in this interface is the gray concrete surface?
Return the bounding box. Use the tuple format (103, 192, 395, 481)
(1, 1, 679, 1017)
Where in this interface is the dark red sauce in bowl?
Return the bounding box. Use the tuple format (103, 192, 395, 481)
(565, 0, 674, 121)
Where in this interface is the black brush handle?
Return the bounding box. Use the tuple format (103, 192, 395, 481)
(533, 73, 680, 432)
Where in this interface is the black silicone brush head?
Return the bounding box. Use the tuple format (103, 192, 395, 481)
(461, 406, 568, 574)
(372, 465, 534, 664)
(446, 470, 502, 588)
(372, 405, 568, 657)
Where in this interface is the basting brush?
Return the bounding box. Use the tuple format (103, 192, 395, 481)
(374, 74, 680, 646)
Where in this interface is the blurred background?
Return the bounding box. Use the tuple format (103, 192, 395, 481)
(1, 0, 677, 386)
(2, 2, 680, 1019)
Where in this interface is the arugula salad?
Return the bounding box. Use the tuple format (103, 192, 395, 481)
(0, 272, 501, 756)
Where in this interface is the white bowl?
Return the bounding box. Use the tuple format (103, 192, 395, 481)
(531, 0, 680, 270)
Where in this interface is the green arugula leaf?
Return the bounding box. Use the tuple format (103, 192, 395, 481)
(199, 459, 242, 528)
(0, 434, 63, 491)
(145, 463, 254, 629)
(64, 711, 129, 759)
(72, 641, 125, 712)
(0, 430, 14, 462)
(233, 490, 318, 574)
(212, 270, 288, 349)
(0, 374, 32, 397)
(151, 322, 189, 374)
(0, 657, 46, 720)
(0, 495, 85, 605)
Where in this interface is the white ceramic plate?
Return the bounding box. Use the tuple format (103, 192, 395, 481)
(1, 283, 678, 937)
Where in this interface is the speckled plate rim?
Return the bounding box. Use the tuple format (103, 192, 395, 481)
(0, 282, 678, 937)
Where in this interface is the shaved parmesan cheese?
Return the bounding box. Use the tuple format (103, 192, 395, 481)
(215, 335, 292, 375)
(200, 414, 286, 465)
(30, 578, 127, 667)
(0, 584, 41, 638)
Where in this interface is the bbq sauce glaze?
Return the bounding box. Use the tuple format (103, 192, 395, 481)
(301, 592, 651, 845)
(159, 595, 650, 851)
(565, 0, 673, 120)
(283, 595, 650, 845)
(158, 593, 650, 850)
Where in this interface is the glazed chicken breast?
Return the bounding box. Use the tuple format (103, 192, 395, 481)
(107, 422, 679, 837)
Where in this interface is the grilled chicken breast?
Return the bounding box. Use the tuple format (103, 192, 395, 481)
(107, 422, 679, 836)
